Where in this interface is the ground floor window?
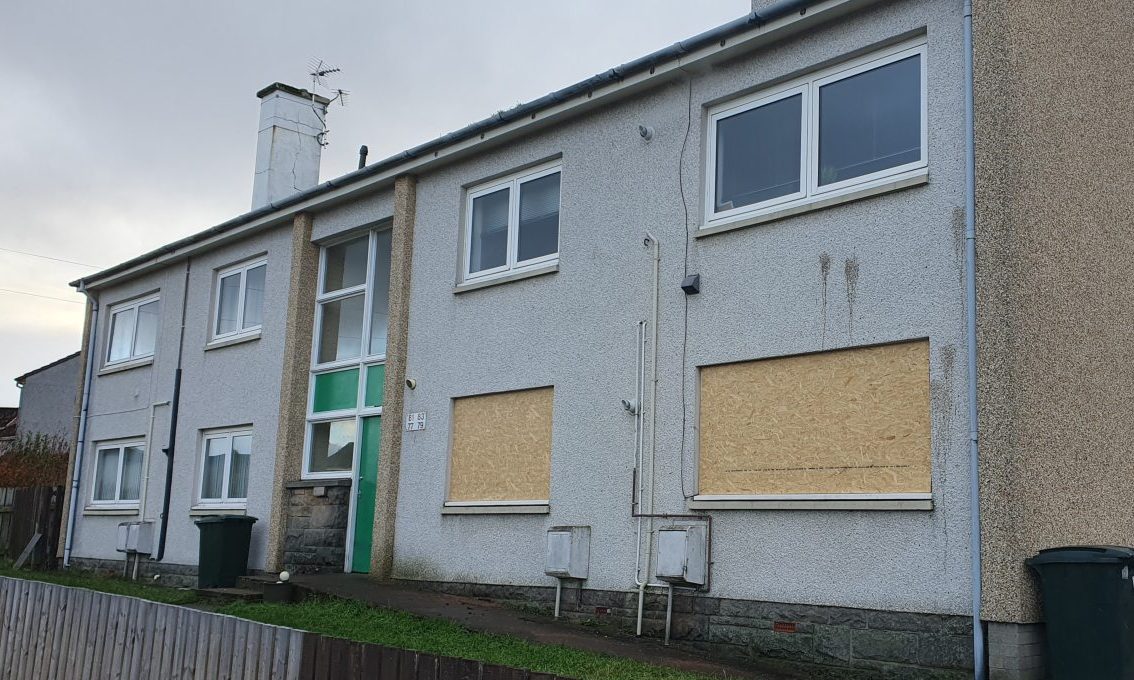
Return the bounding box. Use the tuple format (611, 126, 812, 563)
(197, 428, 252, 508)
(91, 441, 144, 507)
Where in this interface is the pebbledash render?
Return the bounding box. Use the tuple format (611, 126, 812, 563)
(57, 1, 1134, 679)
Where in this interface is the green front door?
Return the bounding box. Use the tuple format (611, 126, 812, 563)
(351, 415, 381, 573)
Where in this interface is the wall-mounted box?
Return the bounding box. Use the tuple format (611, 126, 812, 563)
(545, 526, 590, 580)
(656, 525, 708, 588)
(116, 522, 155, 554)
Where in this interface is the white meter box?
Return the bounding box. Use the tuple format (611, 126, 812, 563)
(656, 525, 708, 588)
(116, 521, 155, 554)
(545, 526, 590, 580)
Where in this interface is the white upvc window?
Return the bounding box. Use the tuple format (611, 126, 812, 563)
(313, 230, 392, 369)
(212, 258, 267, 340)
(197, 429, 252, 508)
(90, 441, 144, 507)
(462, 162, 561, 283)
(105, 295, 160, 366)
(705, 39, 928, 227)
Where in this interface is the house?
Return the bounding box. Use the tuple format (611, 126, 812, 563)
(15, 352, 82, 440)
(57, 1, 1133, 678)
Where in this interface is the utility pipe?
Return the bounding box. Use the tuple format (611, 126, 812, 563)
(64, 284, 99, 567)
(962, 1, 987, 678)
(155, 258, 191, 562)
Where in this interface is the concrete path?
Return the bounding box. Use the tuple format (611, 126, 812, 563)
(292, 573, 799, 679)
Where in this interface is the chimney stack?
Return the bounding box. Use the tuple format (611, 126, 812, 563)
(251, 83, 332, 210)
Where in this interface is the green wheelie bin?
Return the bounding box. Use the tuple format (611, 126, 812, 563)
(1027, 546, 1134, 679)
(194, 515, 258, 588)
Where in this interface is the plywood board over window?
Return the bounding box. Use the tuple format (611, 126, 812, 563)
(448, 386, 553, 503)
(698, 340, 931, 496)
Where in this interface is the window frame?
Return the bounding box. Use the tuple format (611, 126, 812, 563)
(461, 161, 562, 284)
(704, 38, 928, 228)
(210, 257, 267, 342)
(89, 440, 145, 508)
(104, 294, 160, 367)
(196, 428, 252, 509)
(303, 227, 390, 480)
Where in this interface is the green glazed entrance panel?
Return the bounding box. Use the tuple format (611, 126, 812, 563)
(313, 368, 359, 413)
(351, 416, 381, 573)
(364, 364, 385, 408)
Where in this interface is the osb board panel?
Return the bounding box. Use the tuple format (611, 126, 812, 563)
(698, 340, 931, 495)
(448, 387, 553, 502)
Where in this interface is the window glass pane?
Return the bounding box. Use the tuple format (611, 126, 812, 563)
(119, 445, 143, 501)
(242, 264, 266, 329)
(228, 435, 251, 499)
(133, 301, 159, 357)
(818, 55, 921, 186)
(364, 364, 385, 408)
(93, 449, 120, 501)
(322, 236, 369, 293)
(107, 308, 135, 363)
(317, 294, 365, 364)
(715, 93, 802, 212)
(517, 173, 560, 262)
(369, 230, 392, 356)
(201, 437, 226, 500)
(216, 272, 242, 335)
(310, 419, 356, 473)
(312, 368, 360, 413)
(469, 187, 509, 273)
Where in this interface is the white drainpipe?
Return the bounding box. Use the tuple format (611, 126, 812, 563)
(64, 283, 99, 567)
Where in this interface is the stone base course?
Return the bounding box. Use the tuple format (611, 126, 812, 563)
(282, 481, 350, 573)
(410, 579, 976, 679)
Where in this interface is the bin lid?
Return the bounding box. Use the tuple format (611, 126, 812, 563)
(1026, 545, 1134, 566)
(193, 515, 259, 526)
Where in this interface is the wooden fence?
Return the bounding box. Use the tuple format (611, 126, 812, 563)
(4, 486, 62, 568)
(0, 577, 570, 680)
(0, 488, 13, 553)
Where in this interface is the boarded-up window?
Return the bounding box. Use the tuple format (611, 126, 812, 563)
(448, 387, 553, 502)
(698, 340, 930, 496)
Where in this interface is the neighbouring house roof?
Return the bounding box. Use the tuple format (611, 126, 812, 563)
(71, 0, 827, 291)
(14, 351, 81, 387)
(0, 407, 17, 442)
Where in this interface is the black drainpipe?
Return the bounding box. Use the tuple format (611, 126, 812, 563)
(156, 258, 190, 561)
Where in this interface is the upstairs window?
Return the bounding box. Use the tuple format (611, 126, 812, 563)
(213, 258, 267, 340)
(91, 441, 144, 506)
(106, 295, 159, 365)
(706, 40, 926, 226)
(314, 230, 392, 366)
(464, 163, 561, 282)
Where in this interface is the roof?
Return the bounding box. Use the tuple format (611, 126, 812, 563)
(72, 0, 825, 290)
(15, 351, 81, 387)
(0, 407, 17, 441)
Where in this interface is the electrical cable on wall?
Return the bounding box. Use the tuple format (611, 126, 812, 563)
(677, 76, 695, 499)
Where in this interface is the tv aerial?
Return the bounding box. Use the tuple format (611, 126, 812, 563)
(307, 58, 350, 146)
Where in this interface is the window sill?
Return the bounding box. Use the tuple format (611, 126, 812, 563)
(442, 502, 550, 515)
(83, 505, 140, 516)
(689, 494, 933, 511)
(696, 170, 929, 239)
(98, 357, 154, 376)
(285, 479, 352, 489)
(205, 331, 261, 352)
(189, 506, 247, 516)
(454, 263, 558, 294)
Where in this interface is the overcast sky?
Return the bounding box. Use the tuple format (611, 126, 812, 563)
(0, 0, 744, 406)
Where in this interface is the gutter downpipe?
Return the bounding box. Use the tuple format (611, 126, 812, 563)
(63, 284, 99, 567)
(155, 258, 191, 562)
(963, 1, 986, 678)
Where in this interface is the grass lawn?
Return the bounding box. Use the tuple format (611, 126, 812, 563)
(0, 561, 198, 605)
(218, 598, 722, 680)
(0, 565, 718, 680)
